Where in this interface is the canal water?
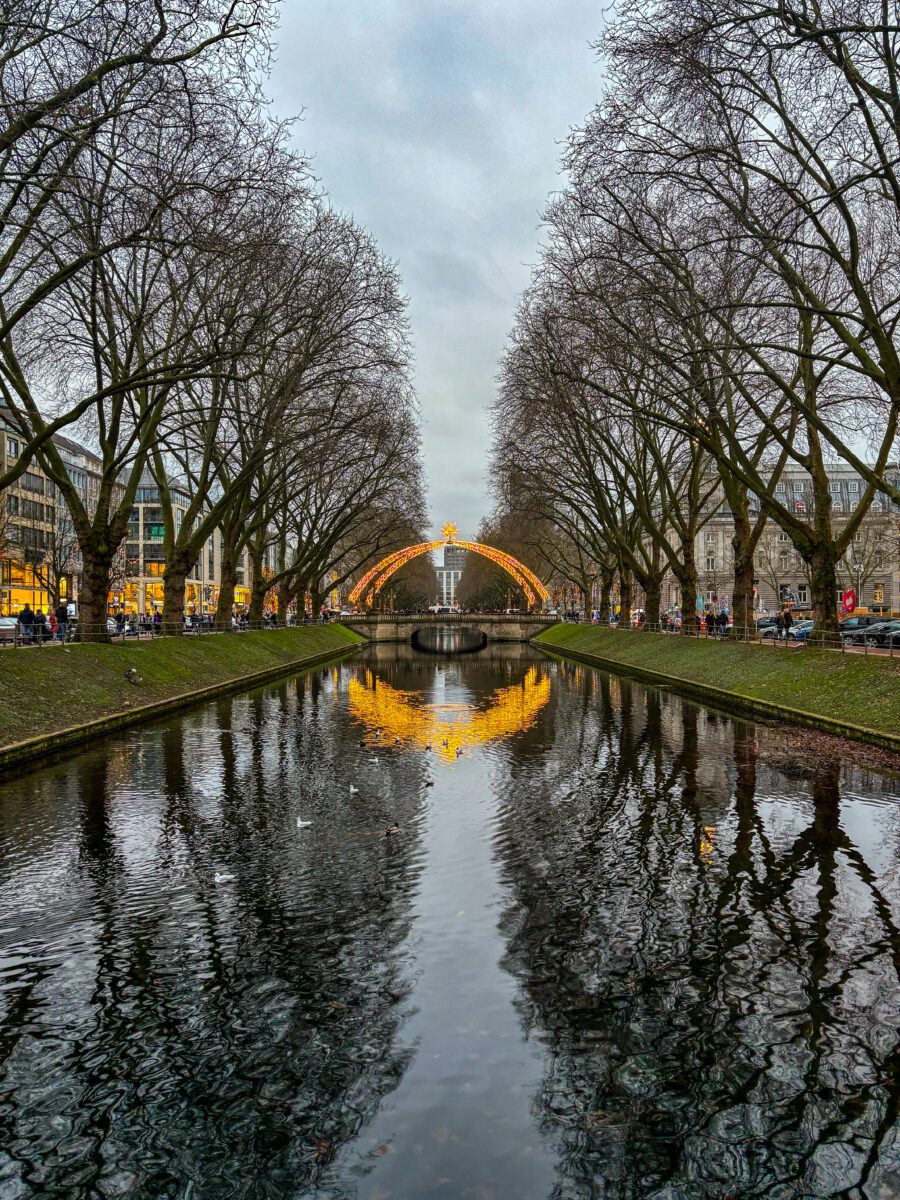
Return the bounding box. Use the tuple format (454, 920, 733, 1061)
(1, 641, 898, 1199)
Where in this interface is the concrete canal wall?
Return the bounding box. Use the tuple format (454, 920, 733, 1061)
(533, 624, 900, 753)
(0, 626, 365, 772)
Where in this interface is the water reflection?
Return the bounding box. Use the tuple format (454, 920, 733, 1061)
(0, 647, 897, 1198)
(349, 662, 550, 761)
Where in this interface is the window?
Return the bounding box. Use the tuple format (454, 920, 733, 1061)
(19, 526, 50, 550)
(20, 498, 46, 521)
(136, 487, 159, 503)
(146, 524, 165, 541)
(20, 471, 44, 494)
(828, 481, 841, 494)
(144, 561, 166, 577)
(705, 555, 716, 571)
(778, 532, 789, 542)
(705, 532, 716, 545)
(778, 553, 789, 571)
(797, 585, 808, 604)
(6, 437, 18, 458)
(874, 585, 884, 604)
(848, 478, 860, 494)
(6, 494, 18, 515)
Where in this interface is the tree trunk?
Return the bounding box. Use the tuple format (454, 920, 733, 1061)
(214, 554, 237, 630)
(676, 536, 700, 634)
(807, 542, 840, 637)
(731, 549, 755, 638)
(618, 566, 632, 625)
(277, 578, 292, 625)
(162, 553, 196, 633)
(78, 548, 114, 642)
(247, 581, 266, 625)
(310, 583, 322, 618)
(598, 567, 614, 623)
(643, 575, 662, 628)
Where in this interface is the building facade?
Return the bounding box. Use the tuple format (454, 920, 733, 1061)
(0, 424, 57, 615)
(436, 544, 467, 606)
(0, 431, 259, 617)
(663, 463, 900, 617)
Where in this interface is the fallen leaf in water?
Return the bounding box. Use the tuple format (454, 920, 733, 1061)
(433, 1126, 449, 1144)
(373, 1143, 392, 1157)
(313, 1138, 333, 1161)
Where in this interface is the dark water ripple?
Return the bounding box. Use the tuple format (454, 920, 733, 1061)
(0, 645, 898, 1199)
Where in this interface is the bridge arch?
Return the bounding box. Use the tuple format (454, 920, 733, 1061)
(348, 523, 550, 608)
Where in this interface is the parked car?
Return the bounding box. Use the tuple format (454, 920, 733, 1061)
(789, 620, 817, 641)
(839, 614, 886, 635)
(846, 619, 900, 647)
(761, 619, 814, 639)
(0, 616, 19, 644)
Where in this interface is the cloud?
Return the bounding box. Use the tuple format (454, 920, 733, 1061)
(270, 0, 604, 537)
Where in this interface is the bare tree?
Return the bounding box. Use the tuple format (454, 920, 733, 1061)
(0, 0, 274, 487)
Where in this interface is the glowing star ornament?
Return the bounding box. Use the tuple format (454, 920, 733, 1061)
(441, 522, 459, 542)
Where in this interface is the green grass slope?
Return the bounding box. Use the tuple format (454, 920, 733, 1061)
(0, 625, 363, 748)
(535, 624, 900, 741)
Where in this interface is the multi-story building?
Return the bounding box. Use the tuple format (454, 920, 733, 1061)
(436, 544, 467, 607)
(1, 429, 259, 617)
(664, 463, 900, 616)
(0, 422, 57, 615)
(122, 472, 255, 616)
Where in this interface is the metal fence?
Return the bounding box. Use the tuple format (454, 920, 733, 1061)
(569, 618, 898, 657)
(0, 617, 332, 647)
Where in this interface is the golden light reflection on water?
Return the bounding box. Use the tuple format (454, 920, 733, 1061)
(348, 667, 551, 762)
(699, 824, 716, 863)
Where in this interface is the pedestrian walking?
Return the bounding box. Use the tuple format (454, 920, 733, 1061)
(152, 611, 162, 634)
(54, 601, 68, 642)
(775, 612, 785, 640)
(33, 608, 50, 643)
(705, 610, 715, 638)
(716, 610, 728, 638)
(18, 603, 35, 643)
(783, 608, 794, 641)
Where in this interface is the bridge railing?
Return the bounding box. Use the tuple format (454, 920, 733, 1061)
(343, 612, 559, 622)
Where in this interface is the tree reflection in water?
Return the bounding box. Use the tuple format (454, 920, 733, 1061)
(493, 663, 900, 1199)
(0, 648, 897, 1199)
(0, 669, 428, 1198)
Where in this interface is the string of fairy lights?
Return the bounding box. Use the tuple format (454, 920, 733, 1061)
(348, 522, 550, 607)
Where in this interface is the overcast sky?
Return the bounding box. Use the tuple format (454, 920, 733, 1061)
(269, 1, 605, 540)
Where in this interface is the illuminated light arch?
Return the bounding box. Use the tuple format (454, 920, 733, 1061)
(348, 521, 550, 607)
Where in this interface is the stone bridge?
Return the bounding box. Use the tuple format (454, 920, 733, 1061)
(340, 613, 560, 644)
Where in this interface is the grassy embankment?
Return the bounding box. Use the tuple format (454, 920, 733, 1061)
(0, 625, 364, 757)
(535, 624, 900, 748)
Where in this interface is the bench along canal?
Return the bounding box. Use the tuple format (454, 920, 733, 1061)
(1, 638, 898, 1198)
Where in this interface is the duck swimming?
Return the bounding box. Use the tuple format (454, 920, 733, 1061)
(382, 823, 401, 838)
